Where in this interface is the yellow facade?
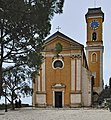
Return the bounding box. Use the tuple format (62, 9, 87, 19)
(43, 35, 83, 107)
(32, 32, 92, 108)
(88, 51, 100, 87)
(85, 7, 104, 93)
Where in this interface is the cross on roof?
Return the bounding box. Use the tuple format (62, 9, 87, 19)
(56, 26, 61, 31)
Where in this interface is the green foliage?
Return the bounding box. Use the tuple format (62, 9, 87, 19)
(55, 43, 63, 55)
(0, 0, 64, 96)
(109, 77, 111, 88)
(3, 66, 32, 109)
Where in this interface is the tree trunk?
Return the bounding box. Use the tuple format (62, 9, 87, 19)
(0, 67, 3, 96)
(0, 16, 4, 97)
(11, 92, 15, 110)
(11, 101, 15, 110)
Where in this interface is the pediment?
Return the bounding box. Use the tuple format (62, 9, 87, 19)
(52, 83, 66, 89)
(44, 31, 84, 49)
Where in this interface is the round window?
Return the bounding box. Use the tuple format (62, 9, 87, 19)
(53, 60, 64, 69)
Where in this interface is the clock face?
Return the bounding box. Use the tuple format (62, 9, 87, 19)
(90, 20, 99, 30)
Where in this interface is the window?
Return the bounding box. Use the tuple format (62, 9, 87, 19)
(92, 32, 97, 41)
(52, 59, 64, 69)
(92, 72, 96, 79)
(91, 53, 97, 63)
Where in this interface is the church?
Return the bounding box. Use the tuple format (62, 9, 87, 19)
(32, 7, 104, 108)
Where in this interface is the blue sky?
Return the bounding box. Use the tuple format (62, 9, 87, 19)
(50, 0, 111, 85)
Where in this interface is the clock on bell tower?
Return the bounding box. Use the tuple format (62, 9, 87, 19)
(85, 7, 104, 93)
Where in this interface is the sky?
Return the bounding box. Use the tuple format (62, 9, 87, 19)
(50, 0, 111, 85)
(1, 0, 111, 105)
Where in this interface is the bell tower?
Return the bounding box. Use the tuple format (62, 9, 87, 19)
(85, 7, 104, 93)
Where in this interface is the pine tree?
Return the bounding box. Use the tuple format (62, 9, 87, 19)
(109, 77, 111, 88)
(0, 0, 64, 96)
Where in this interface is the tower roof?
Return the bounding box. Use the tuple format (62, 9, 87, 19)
(85, 7, 104, 22)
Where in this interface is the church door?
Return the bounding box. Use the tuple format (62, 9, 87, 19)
(55, 91, 62, 108)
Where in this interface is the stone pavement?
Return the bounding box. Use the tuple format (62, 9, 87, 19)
(0, 108, 111, 120)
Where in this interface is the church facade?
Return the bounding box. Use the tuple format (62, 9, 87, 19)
(32, 7, 104, 108)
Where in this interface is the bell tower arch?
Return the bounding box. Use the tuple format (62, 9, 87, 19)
(85, 7, 104, 93)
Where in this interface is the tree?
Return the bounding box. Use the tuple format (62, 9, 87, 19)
(55, 42, 63, 56)
(109, 77, 111, 88)
(0, 0, 64, 96)
(3, 66, 32, 109)
(105, 84, 108, 89)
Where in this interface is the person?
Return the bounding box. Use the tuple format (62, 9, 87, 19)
(18, 99, 21, 108)
(15, 99, 18, 108)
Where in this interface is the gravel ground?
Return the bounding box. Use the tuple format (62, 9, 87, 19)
(0, 108, 111, 120)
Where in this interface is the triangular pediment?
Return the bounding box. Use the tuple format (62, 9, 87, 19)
(44, 31, 84, 48)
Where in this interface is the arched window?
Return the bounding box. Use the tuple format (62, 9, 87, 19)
(92, 32, 97, 41)
(53, 60, 63, 68)
(91, 53, 97, 62)
(52, 59, 64, 69)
